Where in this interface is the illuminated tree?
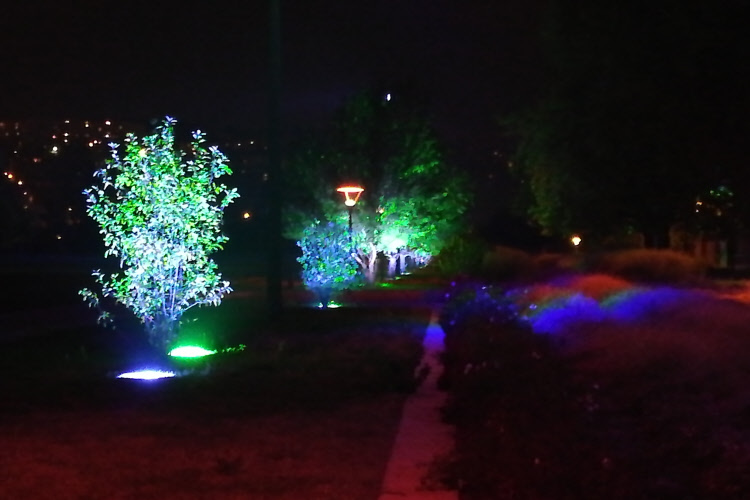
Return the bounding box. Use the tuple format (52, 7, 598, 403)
(285, 90, 470, 281)
(80, 117, 239, 351)
(297, 219, 359, 307)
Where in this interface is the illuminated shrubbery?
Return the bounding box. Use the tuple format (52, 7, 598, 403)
(297, 219, 359, 307)
(80, 117, 239, 351)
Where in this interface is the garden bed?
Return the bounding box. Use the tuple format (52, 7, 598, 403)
(439, 276, 750, 499)
(0, 293, 431, 499)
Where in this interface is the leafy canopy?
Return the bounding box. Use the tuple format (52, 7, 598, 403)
(297, 219, 359, 306)
(285, 90, 470, 276)
(80, 117, 239, 350)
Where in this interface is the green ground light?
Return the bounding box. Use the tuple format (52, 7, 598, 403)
(168, 345, 217, 358)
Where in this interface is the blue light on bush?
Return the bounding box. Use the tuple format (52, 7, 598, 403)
(526, 293, 605, 335)
(601, 287, 693, 322)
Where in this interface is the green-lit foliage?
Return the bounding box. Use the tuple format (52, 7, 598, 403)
(297, 219, 359, 307)
(284, 90, 470, 280)
(431, 231, 489, 278)
(80, 117, 239, 351)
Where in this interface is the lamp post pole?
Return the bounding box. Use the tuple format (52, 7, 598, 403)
(337, 185, 364, 255)
(267, 0, 283, 318)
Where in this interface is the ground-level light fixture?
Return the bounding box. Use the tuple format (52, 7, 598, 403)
(168, 345, 217, 358)
(571, 234, 582, 247)
(116, 369, 176, 380)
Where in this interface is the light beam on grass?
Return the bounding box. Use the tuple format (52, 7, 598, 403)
(317, 301, 342, 309)
(168, 345, 217, 358)
(116, 369, 176, 380)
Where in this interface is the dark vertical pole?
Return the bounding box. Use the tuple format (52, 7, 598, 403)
(348, 206, 354, 257)
(267, 0, 283, 318)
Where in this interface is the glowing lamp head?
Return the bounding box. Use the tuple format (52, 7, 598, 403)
(336, 185, 364, 207)
(571, 235, 582, 247)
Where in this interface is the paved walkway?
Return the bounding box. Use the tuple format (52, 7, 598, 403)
(379, 309, 458, 500)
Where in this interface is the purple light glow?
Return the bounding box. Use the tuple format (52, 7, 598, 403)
(518, 282, 706, 336)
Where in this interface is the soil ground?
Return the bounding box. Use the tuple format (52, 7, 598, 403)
(0, 271, 433, 500)
(442, 276, 750, 499)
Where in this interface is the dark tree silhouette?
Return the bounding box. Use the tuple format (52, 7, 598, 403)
(510, 1, 750, 247)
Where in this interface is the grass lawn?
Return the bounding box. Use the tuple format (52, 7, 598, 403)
(0, 284, 432, 500)
(441, 274, 750, 499)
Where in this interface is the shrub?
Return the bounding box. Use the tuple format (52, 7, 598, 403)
(297, 219, 359, 306)
(440, 282, 524, 334)
(532, 252, 585, 279)
(439, 282, 532, 389)
(526, 292, 605, 335)
(552, 273, 632, 301)
(80, 117, 239, 351)
(480, 245, 534, 282)
(595, 249, 706, 284)
(429, 232, 488, 278)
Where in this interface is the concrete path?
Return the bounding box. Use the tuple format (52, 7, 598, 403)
(379, 309, 458, 500)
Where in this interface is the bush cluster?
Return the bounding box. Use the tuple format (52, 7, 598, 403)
(592, 248, 706, 284)
(429, 233, 488, 278)
(437, 281, 606, 498)
(438, 281, 532, 390)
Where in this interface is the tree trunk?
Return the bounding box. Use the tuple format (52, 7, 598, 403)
(387, 254, 397, 278)
(147, 314, 179, 352)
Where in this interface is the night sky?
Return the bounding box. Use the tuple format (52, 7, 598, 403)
(0, 1, 543, 144)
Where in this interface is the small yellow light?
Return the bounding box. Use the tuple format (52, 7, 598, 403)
(571, 235, 582, 247)
(243, 211, 252, 219)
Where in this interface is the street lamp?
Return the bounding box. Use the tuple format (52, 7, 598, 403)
(571, 234, 582, 253)
(336, 185, 364, 231)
